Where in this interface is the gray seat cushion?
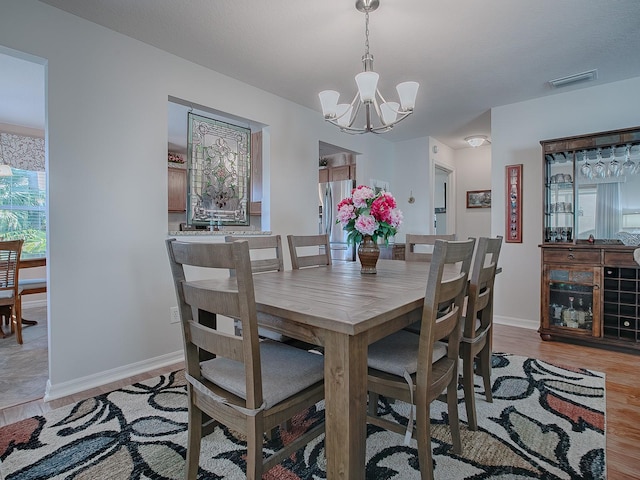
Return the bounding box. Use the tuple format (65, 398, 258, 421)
(200, 339, 324, 409)
(368, 329, 447, 377)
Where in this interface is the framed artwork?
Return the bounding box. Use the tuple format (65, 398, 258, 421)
(370, 178, 390, 194)
(187, 113, 250, 226)
(466, 190, 492, 208)
(506, 164, 523, 243)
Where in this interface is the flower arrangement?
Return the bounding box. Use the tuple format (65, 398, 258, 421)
(336, 185, 403, 245)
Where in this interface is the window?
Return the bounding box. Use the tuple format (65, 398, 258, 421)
(0, 167, 46, 258)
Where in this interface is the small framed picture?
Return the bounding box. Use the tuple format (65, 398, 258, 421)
(466, 190, 492, 208)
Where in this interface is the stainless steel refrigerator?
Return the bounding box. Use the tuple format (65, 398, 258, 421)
(319, 179, 356, 261)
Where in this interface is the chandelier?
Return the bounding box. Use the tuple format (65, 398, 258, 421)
(318, 0, 419, 134)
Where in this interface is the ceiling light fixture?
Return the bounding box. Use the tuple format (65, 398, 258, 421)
(318, 0, 419, 134)
(465, 135, 490, 148)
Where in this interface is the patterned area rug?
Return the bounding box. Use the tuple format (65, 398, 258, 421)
(0, 353, 605, 479)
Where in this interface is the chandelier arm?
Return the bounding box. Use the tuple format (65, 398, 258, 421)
(372, 97, 382, 122)
(347, 92, 361, 128)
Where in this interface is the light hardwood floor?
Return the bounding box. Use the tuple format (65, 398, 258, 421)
(1, 324, 638, 479)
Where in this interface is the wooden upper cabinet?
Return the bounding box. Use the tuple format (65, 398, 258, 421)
(250, 131, 262, 215)
(168, 167, 187, 212)
(319, 165, 356, 183)
(331, 165, 350, 181)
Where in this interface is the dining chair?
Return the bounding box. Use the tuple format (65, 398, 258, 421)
(0, 240, 24, 343)
(287, 234, 332, 269)
(404, 234, 458, 334)
(166, 239, 325, 480)
(366, 238, 475, 480)
(459, 236, 502, 431)
(405, 234, 456, 262)
(225, 235, 300, 346)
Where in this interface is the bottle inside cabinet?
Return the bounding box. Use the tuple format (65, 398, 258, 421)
(544, 152, 574, 243)
(548, 278, 594, 331)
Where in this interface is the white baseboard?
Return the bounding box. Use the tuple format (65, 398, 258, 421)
(494, 314, 539, 331)
(44, 350, 185, 402)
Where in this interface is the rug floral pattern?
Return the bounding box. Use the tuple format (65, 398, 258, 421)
(0, 354, 605, 479)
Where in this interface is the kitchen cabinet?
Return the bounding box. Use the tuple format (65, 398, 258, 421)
(168, 166, 187, 212)
(250, 131, 262, 215)
(319, 164, 356, 183)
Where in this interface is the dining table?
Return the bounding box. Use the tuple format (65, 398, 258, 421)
(248, 259, 443, 480)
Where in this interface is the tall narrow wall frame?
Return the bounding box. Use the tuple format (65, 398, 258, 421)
(506, 164, 522, 243)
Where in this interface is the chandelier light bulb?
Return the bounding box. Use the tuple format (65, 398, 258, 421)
(319, 90, 340, 118)
(396, 82, 419, 111)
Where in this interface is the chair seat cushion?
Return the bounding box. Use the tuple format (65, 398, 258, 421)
(368, 330, 447, 377)
(200, 340, 324, 409)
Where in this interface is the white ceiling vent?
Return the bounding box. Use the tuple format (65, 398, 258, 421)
(548, 69, 598, 88)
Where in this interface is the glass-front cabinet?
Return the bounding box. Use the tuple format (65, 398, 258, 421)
(540, 126, 640, 354)
(544, 154, 574, 243)
(541, 263, 600, 338)
(542, 126, 640, 245)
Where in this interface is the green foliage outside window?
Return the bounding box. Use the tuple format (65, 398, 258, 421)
(0, 168, 46, 258)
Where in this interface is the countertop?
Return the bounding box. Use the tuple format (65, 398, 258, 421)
(167, 230, 272, 236)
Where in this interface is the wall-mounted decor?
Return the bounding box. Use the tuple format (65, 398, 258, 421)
(506, 164, 523, 243)
(370, 178, 390, 194)
(466, 190, 491, 208)
(187, 113, 250, 226)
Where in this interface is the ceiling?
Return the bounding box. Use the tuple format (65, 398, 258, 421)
(3, 0, 640, 149)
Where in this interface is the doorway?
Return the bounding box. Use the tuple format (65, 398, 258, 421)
(0, 49, 48, 410)
(434, 165, 453, 235)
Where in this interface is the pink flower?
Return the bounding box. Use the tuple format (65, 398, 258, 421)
(370, 193, 396, 224)
(352, 185, 375, 208)
(355, 214, 378, 236)
(336, 202, 356, 226)
(389, 208, 403, 228)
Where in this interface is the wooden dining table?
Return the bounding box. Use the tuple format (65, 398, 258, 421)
(249, 259, 439, 480)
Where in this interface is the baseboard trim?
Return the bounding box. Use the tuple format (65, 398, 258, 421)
(44, 350, 185, 402)
(494, 315, 539, 331)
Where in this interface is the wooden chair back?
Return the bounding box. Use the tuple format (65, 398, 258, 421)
(460, 235, 502, 430)
(0, 240, 23, 343)
(464, 236, 502, 340)
(225, 235, 284, 274)
(287, 234, 332, 269)
(405, 234, 456, 262)
(418, 238, 475, 382)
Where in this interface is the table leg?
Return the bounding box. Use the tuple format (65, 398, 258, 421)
(324, 331, 368, 480)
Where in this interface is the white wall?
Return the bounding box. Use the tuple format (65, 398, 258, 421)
(455, 145, 492, 241)
(491, 76, 640, 329)
(0, 0, 394, 397)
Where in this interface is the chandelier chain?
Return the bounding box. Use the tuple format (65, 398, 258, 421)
(364, 11, 370, 57)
